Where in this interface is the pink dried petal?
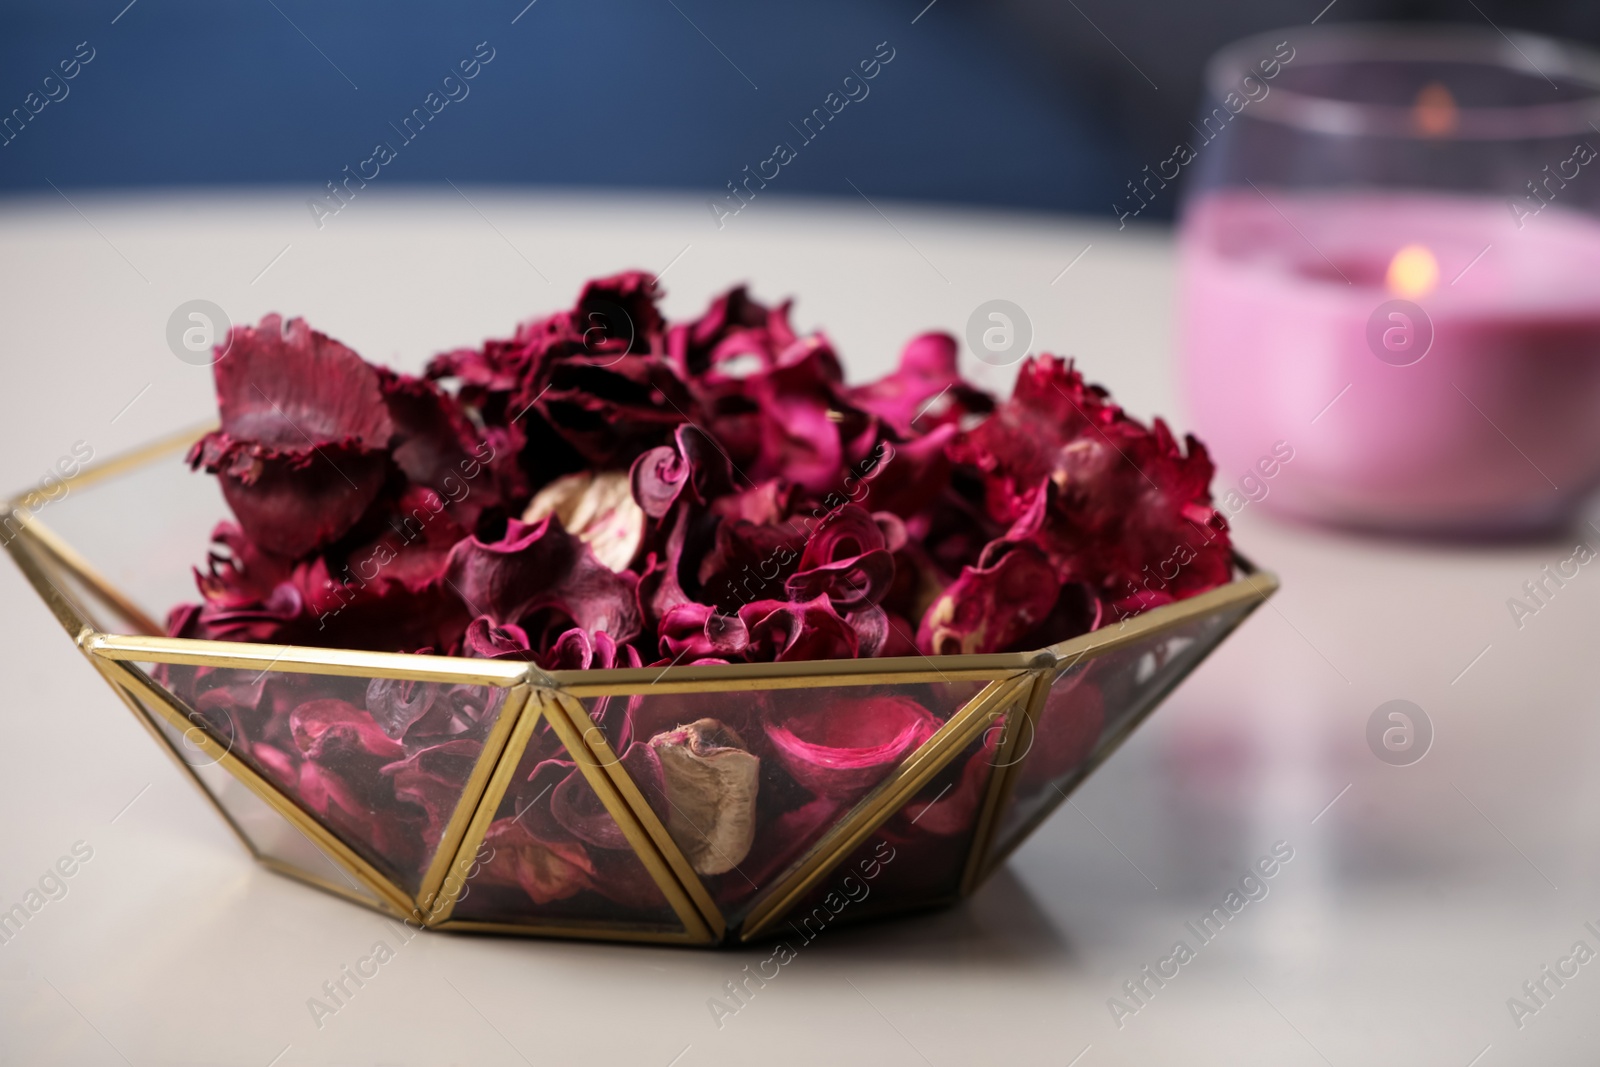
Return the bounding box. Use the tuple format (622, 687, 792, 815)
(214, 314, 393, 448)
(251, 742, 297, 786)
(856, 426, 956, 521)
(736, 794, 847, 889)
(462, 616, 534, 660)
(659, 603, 749, 661)
(584, 847, 674, 909)
(669, 286, 798, 380)
(765, 695, 940, 799)
(917, 541, 1061, 656)
(295, 758, 423, 873)
(784, 504, 895, 609)
(846, 332, 992, 435)
(845, 603, 890, 658)
(1030, 672, 1105, 778)
(629, 424, 731, 519)
(189, 314, 396, 557)
(551, 763, 633, 851)
(696, 516, 800, 612)
(738, 596, 858, 663)
(539, 627, 595, 670)
(377, 368, 500, 528)
(898, 731, 996, 836)
(477, 818, 596, 904)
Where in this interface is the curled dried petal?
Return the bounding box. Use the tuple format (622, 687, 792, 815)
(365, 677, 437, 739)
(738, 596, 859, 662)
(444, 516, 641, 646)
(766, 695, 940, 800)
(629, 424, 731, 520)
(916, 542, 1060, 656)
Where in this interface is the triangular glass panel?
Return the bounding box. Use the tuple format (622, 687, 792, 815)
(125, 683, 387, 909)
(446, 715, 687, 936)
(130, 659, 507, 899)
(984, 605, 1254, 875)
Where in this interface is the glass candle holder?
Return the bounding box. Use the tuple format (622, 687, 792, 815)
(1178, 24, 1600, 535)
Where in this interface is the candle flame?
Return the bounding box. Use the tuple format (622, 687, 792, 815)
(1412, 82, 1458, 137)
(1387, 244, 1439, 298)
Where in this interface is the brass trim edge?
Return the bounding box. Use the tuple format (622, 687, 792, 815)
(958, 665, 1055, 898)
(553, 692, 727, 941)
(435, 919, 707, 944)
(89, 632, 540, 688)
(424, 684, 548, 925)
(414, 684, 532, 915)
(541, 690, 715, 944)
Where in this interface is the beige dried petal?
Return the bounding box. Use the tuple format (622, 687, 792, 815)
(649, 718, 760, 876)
(522, 470, 644, 573)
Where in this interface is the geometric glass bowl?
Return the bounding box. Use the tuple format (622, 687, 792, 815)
(3, 429, 1277, 946)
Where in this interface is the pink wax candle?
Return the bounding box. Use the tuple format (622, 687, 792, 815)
(1179, 189, 1600, 533)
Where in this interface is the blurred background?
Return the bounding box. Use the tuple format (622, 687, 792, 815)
(3, 0, 1597, 217)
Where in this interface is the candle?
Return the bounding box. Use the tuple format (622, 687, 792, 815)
(1179, 189, 1600, 533)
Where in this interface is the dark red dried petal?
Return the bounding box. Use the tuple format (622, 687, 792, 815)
(462, 616, 535, 660)
(290, 698, 408, 762)
(380, 738, 482, 846)
(738, 596, 859, 662)
(766, 695, 941, 799)
(916, 541, 1061, 656)
(443, 516, 641, 646)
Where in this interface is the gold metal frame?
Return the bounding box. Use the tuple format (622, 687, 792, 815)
(3, 435, 1279, 946)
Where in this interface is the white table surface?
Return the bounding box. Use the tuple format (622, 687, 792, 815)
(2, 189, 1597, 1067)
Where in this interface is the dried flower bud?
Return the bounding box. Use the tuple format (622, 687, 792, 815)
(648, 718, 759, 875)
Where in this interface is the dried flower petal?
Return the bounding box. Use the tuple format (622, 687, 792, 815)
(290, 698, 407, 762)
(444, 516, 641, 648)
(187, 315, 395, 557)
(784, 504, 895, 610)
(177, 285, 1232, 681)
(766, 695, 940, 799)
(846, 332, 992, 436)
(381, 738, 481, 846)
(738, 596, 859, 663)
(916, 541, 1060, 656)
(477, 818, 596, 904)
(629, 424, 731, 520)
(365, 677, 437, 739)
